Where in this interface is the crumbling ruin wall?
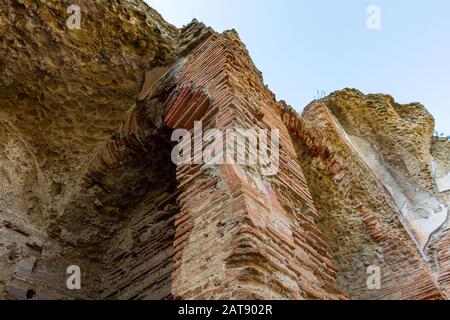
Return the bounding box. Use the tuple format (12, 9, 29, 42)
(133, 33, 345, 300)
(281, 102, 444, 299)
(0, 0, 211, 299)
(318, 90, 449, 298)
(0, 0, 448, 300)
(428, 138, 450, 297)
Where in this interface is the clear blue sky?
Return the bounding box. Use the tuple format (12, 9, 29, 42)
(146, 0, 449, 133)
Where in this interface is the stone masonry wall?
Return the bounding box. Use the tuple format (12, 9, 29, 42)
(1, 0, 448, 300)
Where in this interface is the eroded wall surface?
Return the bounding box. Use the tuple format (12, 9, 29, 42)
(0, 0, 448, 300)
(0, 0, 211, 299)
(280, 101, 445, 299)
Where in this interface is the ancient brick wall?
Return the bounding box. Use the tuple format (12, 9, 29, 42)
(281, 101, 445, 299)
(146, 34, 345, 300)
(1, 0, 448, 301)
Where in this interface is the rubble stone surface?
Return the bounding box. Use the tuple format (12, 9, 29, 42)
(0, 1, 448, 300)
